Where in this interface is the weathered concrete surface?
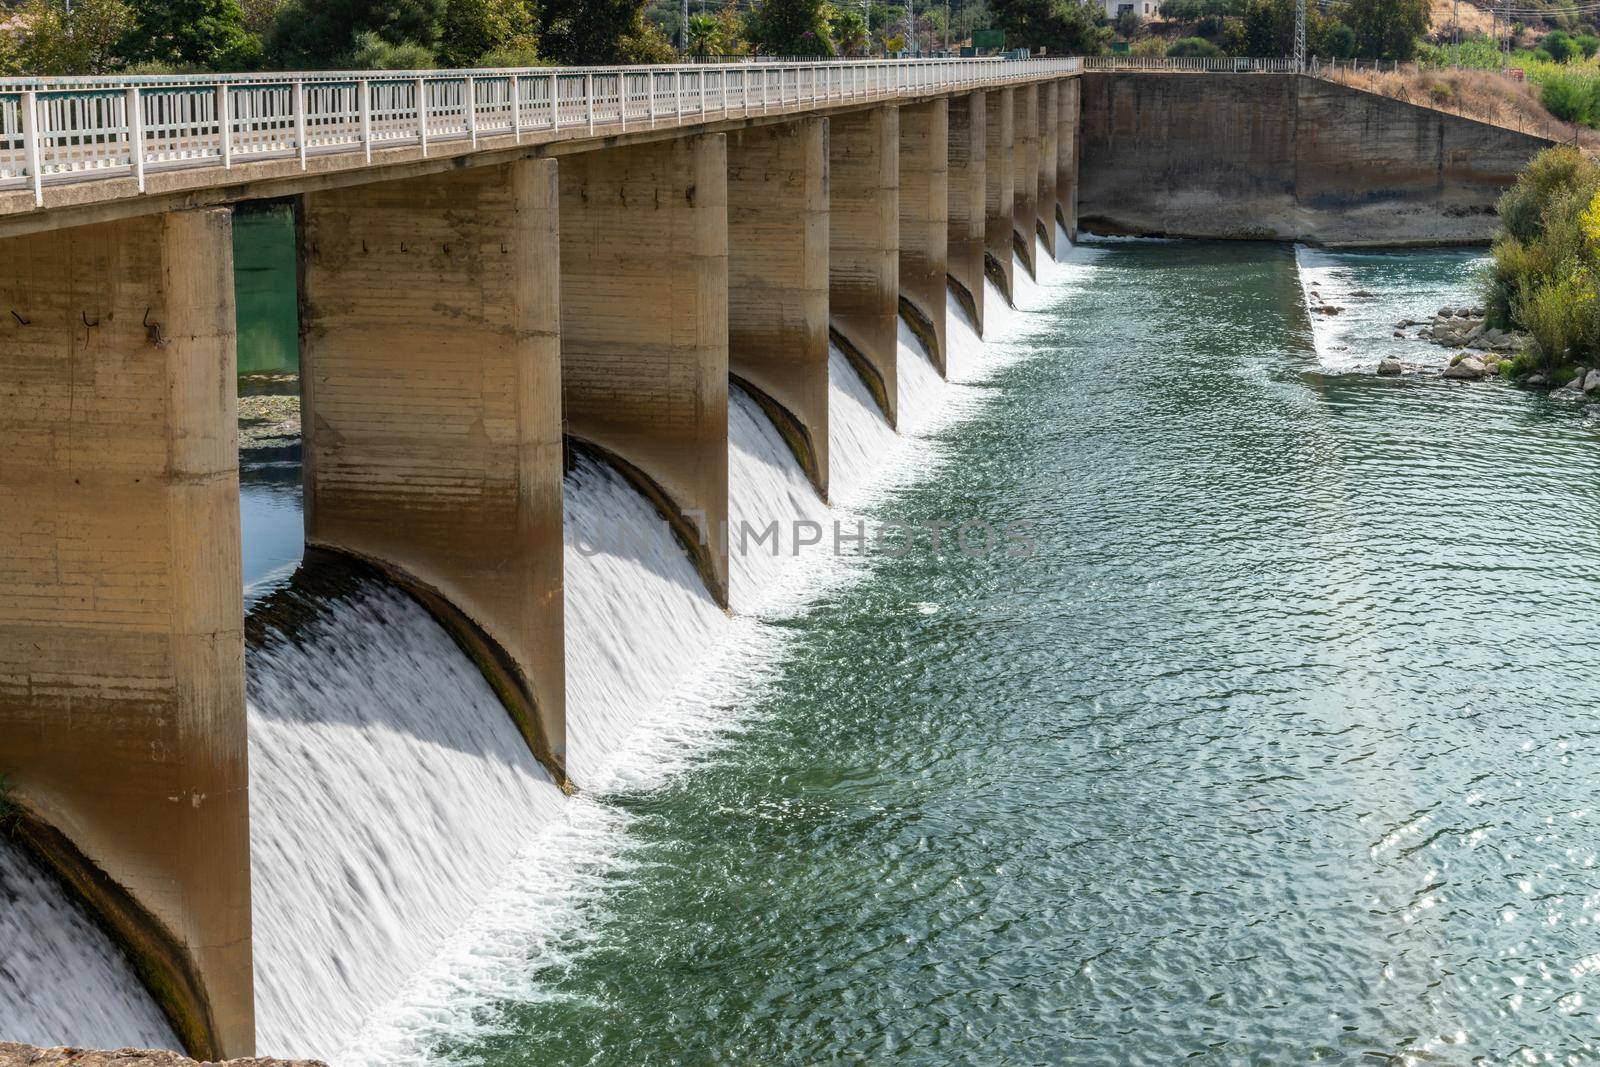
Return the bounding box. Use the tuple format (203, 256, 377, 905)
(727, 119, 830, 499)
(898, 99, 949, 376)
(1012, 83, 1040, 277)
(0, 1044, 321, 1067)
(299, 160, 568, 782)
(1079, 73, 1554, 245)
(560, 135, 730, 605)
(0, 210, 252, 1058)
(829, 106, 899, 425)
(947, 92, 987, 335)
(1057, 77, 1081, 241)
(1037, 82, 1059, 259)
(984, 89, 1015, 304)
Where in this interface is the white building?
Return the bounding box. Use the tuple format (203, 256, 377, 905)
(1106, 0, 1161, 17)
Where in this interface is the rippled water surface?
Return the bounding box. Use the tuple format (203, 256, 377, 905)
(448, 242, 1600, 1065)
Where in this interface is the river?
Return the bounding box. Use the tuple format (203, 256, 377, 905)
(422, 241, 1600, 1065)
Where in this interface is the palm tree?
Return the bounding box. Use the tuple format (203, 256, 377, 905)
(687, 12, 722, 57)
(831, 8, 868, 56)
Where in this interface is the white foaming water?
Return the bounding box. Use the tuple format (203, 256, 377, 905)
(247, 583, 564, 1059)
(728, 385, 837, 615)
(897, 319, 947, 436)
(563, 452, 729, 787)
(827, 343, 899, 506)
(1296, 244, 1491, 374)
(0, 841, 178, 1049)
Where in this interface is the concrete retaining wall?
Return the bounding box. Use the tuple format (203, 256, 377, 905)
(1078, 72, 1553, 245)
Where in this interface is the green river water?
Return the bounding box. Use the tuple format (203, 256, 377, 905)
(426, 241, 1600, 1065)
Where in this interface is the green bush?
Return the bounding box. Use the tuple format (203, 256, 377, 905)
(1542, 30, 1577, 62)
(1578, 33, 1600, 58)
(1167, 36, 1222, 57)
(1489, 147, 1600, 375)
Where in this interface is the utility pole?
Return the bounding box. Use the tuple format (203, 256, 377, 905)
(680, 0, 688, 53)
(907, 0, 916, 56)
(1293, 0, 1306, 71)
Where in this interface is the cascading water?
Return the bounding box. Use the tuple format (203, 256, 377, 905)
(0, 841, 177, 1050)
(826, 345, 900, 506)
(246, 577, 564, 1059)
(727, 385, 836, 615)
(562, 453, 729, 788)
(896, 320, 947, 436)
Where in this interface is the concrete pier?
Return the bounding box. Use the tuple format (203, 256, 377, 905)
(727, 119, 830, 498)
(559, 135, 731, 606)
(829, 106, 900, 426)
(1012, 84, 1040, 278)
(298, 161, 568, 783)
(1057, 78, 1081, 241)
(897, 99, 949, 376)
(1037, 82, 1059, 259)
(984, 89, 1015, 305)
(946, 92, 987, 336)
(0, 210, 252, 1058)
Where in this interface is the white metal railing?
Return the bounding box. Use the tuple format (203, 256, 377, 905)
(1080, 55, 1299, 73)
(0, 56, 1077, 205)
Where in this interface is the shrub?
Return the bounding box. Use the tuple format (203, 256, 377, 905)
(348, 30, 436, 69)
(1167, 35, 1221, 57)
(1539, 70, 1596, 124)
(1541, 29, 1577, 62)
(1514, 269, 1598, 372)
(1429, 80, 1452, 103)
(1497, 146, 1600, 242)
(1578, 34, 1600, 58)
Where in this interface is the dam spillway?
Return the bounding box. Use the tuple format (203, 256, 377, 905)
(0, 55, 1570, 1063)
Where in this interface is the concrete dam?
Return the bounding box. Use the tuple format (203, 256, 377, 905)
(0, 60, 1550, 1061)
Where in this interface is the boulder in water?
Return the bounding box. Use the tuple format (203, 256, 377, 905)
(1584, 369, 1600, 394)
(1444, 356, 1487, 380)
(1377, 359, 1404, 376)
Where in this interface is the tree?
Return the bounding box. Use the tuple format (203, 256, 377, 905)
(538, 0, 675, 63)
(122, 0, 254, 67)
(268, 0, 446, 68)
(831, 7, 868, 54)
(1340, 0, 1427, 61)
(990, 0, 1107, 55)
(15, 0, 133, 74)
(747, 0, 836, 56)
(438, 0, 537, 65)
(1542, 29, 1577, 62)
(686, 12, 721, 56)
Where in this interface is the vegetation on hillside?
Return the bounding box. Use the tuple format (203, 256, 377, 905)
(1484, 147, 1600, 379)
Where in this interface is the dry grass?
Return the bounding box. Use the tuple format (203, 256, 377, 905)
(1321, 66, 1600, 148)
(1430, 0, 1498, 37)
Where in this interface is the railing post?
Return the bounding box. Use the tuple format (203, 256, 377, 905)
(466, 75, 477, 147)
(675, 70, 682, 119)
(585, 72, 594, 133)
(22, 90, 42, 206)
(648, 72, 657, 128)
(360, 78, 372, 163)
(511, 74, 521, 141)
(416, 76, 429, 155)
(550, 72, 559, 131)
(216, 84, 232, 169)
(294, 79, 307, 169)
(620, 74, 628, 131)
(125, 85, 145, 193)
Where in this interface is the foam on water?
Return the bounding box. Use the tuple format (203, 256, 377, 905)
(0, 841, 178, 1050)
(827, 344, 899, 506)
(563, 452, 730, 788)
(896, 319, 948, 436)
(1296, 244, 1492, 373)
(727, 385, 838, 615)
(247, 581, 564, 1059)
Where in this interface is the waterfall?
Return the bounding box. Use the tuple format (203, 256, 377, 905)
(826, 344, 899, 506)
(0, 841, 177, 1051)
(563, 453, 729, 789)
(896, 320, 947, 436)
(727, 385, 836, 615)
(246, 576, 564, 1059)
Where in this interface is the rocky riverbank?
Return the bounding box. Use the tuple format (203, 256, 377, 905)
(0, 1045, 323, 1067)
